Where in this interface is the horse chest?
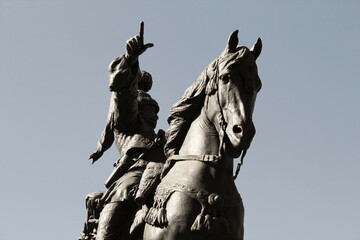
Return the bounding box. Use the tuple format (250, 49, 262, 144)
(163, 160, 236, 194)
(180, 116, 220, 156)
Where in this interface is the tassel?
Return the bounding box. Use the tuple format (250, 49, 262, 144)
(144, 207, 168, 227)
(145, 207, 157, 225)
(191, 213, 205, 231)
(156, 207, 168, 226)
(204, 214, 212, 231)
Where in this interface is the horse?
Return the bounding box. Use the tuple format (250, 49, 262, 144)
(142, 30, 262, 240)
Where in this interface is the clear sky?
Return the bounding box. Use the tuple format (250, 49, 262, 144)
(1, 1, 359, 240)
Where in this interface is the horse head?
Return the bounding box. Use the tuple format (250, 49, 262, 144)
(205, 30, 262, 158)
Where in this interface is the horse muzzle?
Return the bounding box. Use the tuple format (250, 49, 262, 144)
(226, 121, 256, 151)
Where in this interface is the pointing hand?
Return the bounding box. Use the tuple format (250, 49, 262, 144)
(125, 21, 154, 63)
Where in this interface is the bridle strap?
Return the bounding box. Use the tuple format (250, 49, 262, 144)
(168, 154, 221, 163)
(204, 63, 246, 180)
(215, 78, 227, 157)
(215, 71, 246, 180)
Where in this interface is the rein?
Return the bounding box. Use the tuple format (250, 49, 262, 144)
(233, 150, 246, 180)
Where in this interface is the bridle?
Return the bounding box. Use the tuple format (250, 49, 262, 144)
(206, 62, 247, 180)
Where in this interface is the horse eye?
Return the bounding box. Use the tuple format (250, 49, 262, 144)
(220, 74, 230, 84)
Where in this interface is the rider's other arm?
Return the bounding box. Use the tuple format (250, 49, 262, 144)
(89, 118, 114, 163)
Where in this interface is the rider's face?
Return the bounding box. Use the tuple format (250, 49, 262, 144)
(141, 104, 158, 129)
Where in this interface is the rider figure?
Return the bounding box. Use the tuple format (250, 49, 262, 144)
(81, 22, 165, 240)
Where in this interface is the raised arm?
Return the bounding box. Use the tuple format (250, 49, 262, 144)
(89, 22, 153, 164)
(107, 22, 154, 127)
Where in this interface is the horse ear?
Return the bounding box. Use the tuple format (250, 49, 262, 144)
(227, 30, 239, 53)
(250, 38, 262, 60)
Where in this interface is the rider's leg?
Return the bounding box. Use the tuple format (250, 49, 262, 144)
(96, 201, 134, 240)
(95, 167, 145, 240)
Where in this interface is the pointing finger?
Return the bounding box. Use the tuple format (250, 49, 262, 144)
(139, 21, 144, 42)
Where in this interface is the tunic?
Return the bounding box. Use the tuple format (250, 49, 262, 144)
(94, 55, 160, 204)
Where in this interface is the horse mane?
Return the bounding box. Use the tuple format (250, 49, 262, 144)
(164, 47, 251, 157)
(164, 58, 218, 157)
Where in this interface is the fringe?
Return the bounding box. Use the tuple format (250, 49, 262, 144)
(145, 207, 168, 227)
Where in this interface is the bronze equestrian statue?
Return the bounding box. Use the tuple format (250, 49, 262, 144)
(80, 22, 262, 240)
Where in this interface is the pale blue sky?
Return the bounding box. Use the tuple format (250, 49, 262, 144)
(1, 1, 359, 240)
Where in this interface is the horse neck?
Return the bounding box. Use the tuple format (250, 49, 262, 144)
(178, 108, 221, 156)
(173, 107, 236, 189)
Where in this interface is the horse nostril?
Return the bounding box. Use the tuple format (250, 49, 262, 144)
(233, 125, 242, 134)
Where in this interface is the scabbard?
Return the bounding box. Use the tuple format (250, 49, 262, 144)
(104, 155, 135, 188)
